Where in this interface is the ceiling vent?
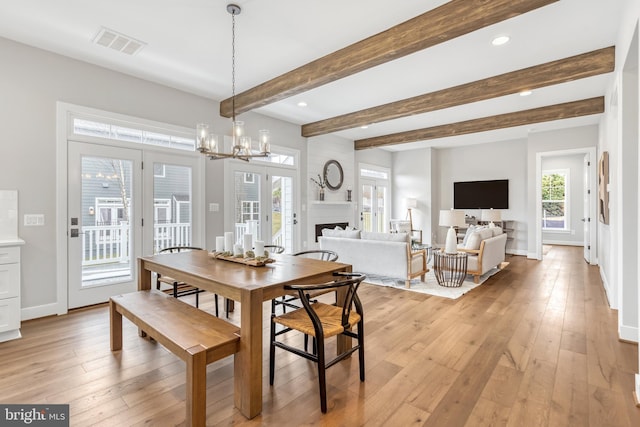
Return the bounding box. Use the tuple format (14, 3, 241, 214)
(93, 27, 146, 56)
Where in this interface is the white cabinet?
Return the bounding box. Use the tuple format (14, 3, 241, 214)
(0, 241, 24, 342)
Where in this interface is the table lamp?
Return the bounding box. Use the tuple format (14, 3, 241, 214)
(481, 208, 502, 228)
(439, 209, 465, 254)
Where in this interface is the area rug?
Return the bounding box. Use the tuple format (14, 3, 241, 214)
(364, 268, 501, 299)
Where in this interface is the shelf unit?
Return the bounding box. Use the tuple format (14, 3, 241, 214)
(456, 218, 515, 243)
(309, 201, 352, 205)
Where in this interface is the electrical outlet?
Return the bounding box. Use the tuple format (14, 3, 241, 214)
(24, 214, 45, 226)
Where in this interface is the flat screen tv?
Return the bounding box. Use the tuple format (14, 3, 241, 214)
(454, 179, 509, 209)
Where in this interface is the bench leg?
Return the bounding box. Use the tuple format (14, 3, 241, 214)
(109, 299, 122, 351)
(186, 345, 207, 426)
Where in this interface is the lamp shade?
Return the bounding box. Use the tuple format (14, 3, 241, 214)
(406, 198, 418, 209)
(439, 209, 465, 228)
(481, 208, 502, 223)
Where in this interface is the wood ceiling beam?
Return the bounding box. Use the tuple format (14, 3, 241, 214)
(220, 0, 558, 118)
(354, 97, 604, 150)
(303, 47, 614, 137)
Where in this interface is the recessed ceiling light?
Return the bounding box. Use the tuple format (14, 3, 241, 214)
(519, 90, 532, 97)
(297, 101, 307, 107)
(360, 125, 369, 129)
(491, 35, 510, 46)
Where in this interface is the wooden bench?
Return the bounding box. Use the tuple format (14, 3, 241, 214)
(110, 290, 240, 426)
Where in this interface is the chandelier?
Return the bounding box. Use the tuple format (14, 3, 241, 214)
(196, 4, 270, 161)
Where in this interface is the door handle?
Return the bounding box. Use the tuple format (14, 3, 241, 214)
(70, 228, 79, 238)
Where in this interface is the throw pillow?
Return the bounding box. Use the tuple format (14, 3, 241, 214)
(464, 231, 482, 250)
(478, 228, 493, 240)
(462, 225, 476, 245)
(322, 228, 361, 239)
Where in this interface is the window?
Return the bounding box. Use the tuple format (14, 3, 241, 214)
(153, 163, 166, 177)
(154, 199, 171, 224)
(542, 170, 569, 230)
(241, 201, 260, 223)
(73, 119, 195, 151)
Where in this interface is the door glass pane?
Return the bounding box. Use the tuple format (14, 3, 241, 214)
(362, 183, 373, 232)
(272, 175, 293, 252)
(235, 171, 261, 245)
(376, 185, 387, 232)
(153, 163, 193, 253)
(81, 157, 133, 287)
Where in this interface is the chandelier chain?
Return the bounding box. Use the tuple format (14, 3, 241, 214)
(231, 10, 236, 122)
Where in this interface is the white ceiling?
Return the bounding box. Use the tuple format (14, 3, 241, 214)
(0, 0, 628, 151)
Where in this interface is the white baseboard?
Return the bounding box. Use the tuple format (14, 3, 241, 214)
(527, 252, 539, 260)
(541, 240, 583, 246)
(599, 266, 616, 309)
(21, 302, 61, 321)
(619, 324, 638, 343)
(507, 249, 527, 256)
(635, 375, 640, 405)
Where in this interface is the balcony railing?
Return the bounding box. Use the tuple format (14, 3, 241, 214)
(81, 222, 192, 265)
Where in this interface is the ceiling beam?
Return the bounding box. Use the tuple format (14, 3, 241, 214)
(354, 97, 604, 150)
(220, 0, 558, 118)
(303, 47, 614, 137)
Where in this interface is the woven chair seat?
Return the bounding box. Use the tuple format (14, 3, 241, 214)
(273, 302, 361, 338)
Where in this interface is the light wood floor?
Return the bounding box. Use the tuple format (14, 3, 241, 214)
(1, 246, 638, 426)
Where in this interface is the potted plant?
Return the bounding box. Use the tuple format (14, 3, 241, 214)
(310, 174, 326, 201)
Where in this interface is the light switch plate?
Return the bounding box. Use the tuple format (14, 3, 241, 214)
(24, 214, 45, 226)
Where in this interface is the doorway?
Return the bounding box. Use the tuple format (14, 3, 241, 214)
(535, 147, 597, 264)
(226, 162, 298, 253)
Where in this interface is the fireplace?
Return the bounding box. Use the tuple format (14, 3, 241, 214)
(315, 222, 349, 242)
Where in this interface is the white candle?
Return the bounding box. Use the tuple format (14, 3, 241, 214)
(215, 236, 225, 252)
(233, 244, 243, 256)
(254, 240, 265, 256)
(243, 233, 253, 254)
(224, 231, 234, 252)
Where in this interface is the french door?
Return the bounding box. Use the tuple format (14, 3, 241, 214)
(360, 178, 389, 233)
(68, 142, 202, 308)
(228, 163, 297, 253)
(68, 141, 142, 308)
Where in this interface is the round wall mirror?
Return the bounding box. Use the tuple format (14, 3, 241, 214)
(323, 160, 344, 191)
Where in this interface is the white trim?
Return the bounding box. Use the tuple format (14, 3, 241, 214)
(635, 375, 640, 404)
(535, 147, 597, 265)
(56, 101, 203, 316)
(21, 303, 60, 321)
(619, 324, 638, 343)
(600, 266, 615, 309)
(541, 240, 583, 246)
(507, 249, 528, 256)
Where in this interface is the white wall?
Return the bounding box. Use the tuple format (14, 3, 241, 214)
(433, 139, 528, 255)
(306, 135, 356, 249)
(392, 149, 434, 245)
(541, 154, 586, 246)
(0, 37, 306, 316)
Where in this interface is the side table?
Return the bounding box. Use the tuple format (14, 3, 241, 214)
(411, 242, 432, 264)
(433, 251, 468, 287)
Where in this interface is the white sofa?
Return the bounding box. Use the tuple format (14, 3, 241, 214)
(457, 226, 508, 283)
(319, 230, 428, 288)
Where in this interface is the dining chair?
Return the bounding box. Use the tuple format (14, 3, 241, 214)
(264, 244, 285, 254)
(269, 272, 366, 413)
(271, 250, 339, 315)
(157, 246, 221, 316)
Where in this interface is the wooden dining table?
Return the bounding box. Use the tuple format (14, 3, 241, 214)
(137, 249, 352, 419)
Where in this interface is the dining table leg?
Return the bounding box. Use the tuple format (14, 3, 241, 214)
(234, 287, 264, 419)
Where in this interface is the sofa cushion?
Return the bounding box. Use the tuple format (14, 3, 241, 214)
(361, 231, 409, 243)
(490, 226, 503, 237)
(462, 225, 476, 245)
(464, 228, 493, 250)
(322, 228, 361, 239)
